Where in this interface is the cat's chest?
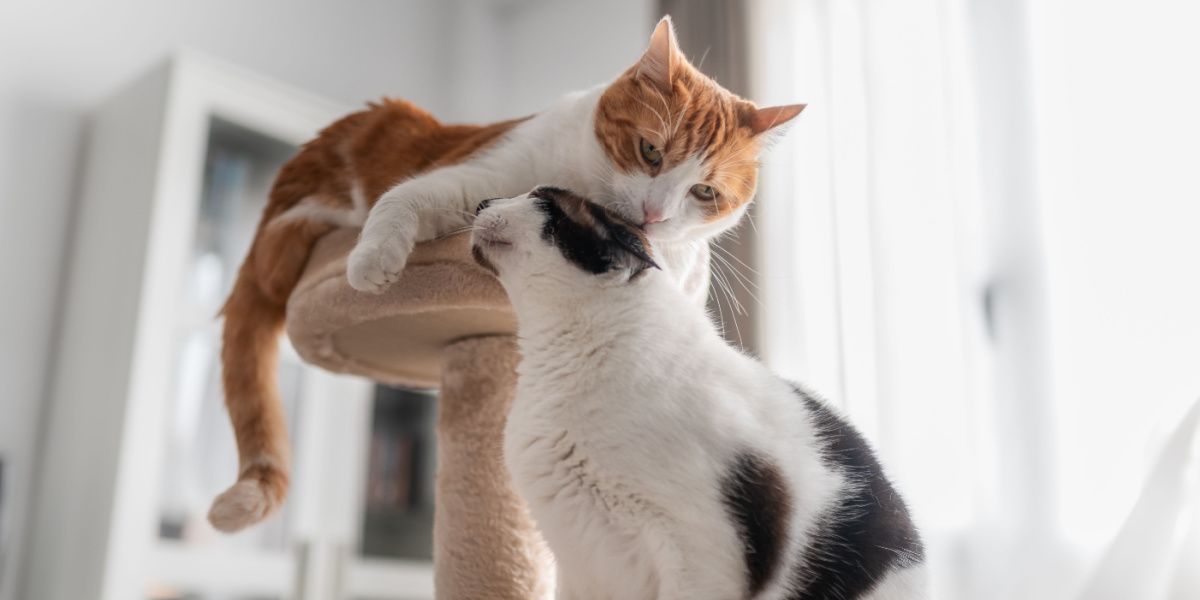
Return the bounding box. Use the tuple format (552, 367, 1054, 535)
(503, 408, 691, 561)
(506, 380, 729, 506)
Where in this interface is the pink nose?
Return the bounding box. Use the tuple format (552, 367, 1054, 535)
(643, 209, 665, 225)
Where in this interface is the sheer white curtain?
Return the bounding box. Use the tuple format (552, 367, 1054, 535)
(748, 0, 1200, 598)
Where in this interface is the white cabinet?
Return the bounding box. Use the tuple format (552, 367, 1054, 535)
(27, 54, 435, 600)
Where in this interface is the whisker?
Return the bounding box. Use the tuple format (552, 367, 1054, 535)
(419, 206, 478, 218)
(710, 248, 763, 308)
(710, 254, 747, 316)
(712, 265, 746, 346)
(695, 46, 712, 72)
(711, 257, 748, 315)
(706, 264, 731, 338)
(712, 241, 760, 276)
(633, 98, 671, 140)
(744, 210, 761, 236)
(711, 246, 761, 297)
(647, 86, 685, 139)
(437, 224, 487, 239)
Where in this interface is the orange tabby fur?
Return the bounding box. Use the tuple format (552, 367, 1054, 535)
(211, 100, 523, 532)
(595, 32, 803, 223)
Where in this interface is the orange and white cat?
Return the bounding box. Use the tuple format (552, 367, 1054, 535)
(212, 16, 804, 532)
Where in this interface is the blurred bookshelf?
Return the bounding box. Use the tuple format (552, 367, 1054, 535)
(157, 117, 298, 556)
(362, 387, 437, 562)
(29, 54, 433, 600)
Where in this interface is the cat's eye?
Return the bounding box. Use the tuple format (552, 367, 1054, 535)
(639, 138, 663, 167)
(690, 184, 717, 201)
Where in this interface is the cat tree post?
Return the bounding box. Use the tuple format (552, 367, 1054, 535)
(436, 336, 552, 598)
(286, 228, 552, 599)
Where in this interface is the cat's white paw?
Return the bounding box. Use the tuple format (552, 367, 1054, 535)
(208, 479, 274, 532)
(347, 236, 411, 294)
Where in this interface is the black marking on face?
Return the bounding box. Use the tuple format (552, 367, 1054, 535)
(471, 244, 499, 276)
(585, 201, 660, 271)
(788, 385, 925, 600)
(529, 186, 659, 278)
(476, 197, 502, 215)
(721, 451, 791, 596)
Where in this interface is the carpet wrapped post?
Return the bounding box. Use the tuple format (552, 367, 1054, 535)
(435, 335, 553, 599)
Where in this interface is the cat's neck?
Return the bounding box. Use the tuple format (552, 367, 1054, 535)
(510, 273, 661, 338)
(509, 272, 710, 382)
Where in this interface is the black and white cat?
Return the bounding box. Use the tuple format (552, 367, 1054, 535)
(471, 187, 927, 600)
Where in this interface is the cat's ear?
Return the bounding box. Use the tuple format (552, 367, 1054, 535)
(637, 16, 681, 93)
(609, 224, 660, 280)
(746, 104, 807, 136)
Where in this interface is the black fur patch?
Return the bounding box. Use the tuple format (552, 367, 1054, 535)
(530, 186, 658, 277)
(475, 197, 502, 215)
(471, 244, 499, 276)
(721, 452, 791, 596)
(788, 386, 924, 599)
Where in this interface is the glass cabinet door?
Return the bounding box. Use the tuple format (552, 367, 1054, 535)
(360, 386, 436, 562)
(340, 387, 437, 600)
(149, 116, 435, 600)
(150, 116, 302, 600)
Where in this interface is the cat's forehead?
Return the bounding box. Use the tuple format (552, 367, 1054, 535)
(595, 68, 761, 170)
(528, 186, 655, 276)
(655, 84, 749, 163)
(531, 186, 604, 230)
(530, 186, 645, 242)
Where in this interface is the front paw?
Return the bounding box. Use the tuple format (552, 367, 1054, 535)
(347, 237, 410, 294)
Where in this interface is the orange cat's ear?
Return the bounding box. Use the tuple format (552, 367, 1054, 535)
(747, 104, 807, 135)
(637, 16, 681, 92)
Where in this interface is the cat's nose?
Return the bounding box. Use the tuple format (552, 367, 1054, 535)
(643, 209, 665, 225)
(476, 198, 499, 215)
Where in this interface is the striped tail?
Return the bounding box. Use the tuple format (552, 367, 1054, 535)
(207, 259, 292, 532)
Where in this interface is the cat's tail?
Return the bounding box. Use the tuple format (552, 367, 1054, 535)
(207, 256, 292, 532)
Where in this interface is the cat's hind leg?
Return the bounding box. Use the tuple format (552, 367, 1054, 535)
(645, 525, 745, 600)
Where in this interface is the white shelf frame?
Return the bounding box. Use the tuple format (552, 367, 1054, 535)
(26, 52, 433, 600)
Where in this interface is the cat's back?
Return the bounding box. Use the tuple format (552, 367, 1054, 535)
(263, 98, 527, 220)
(772, 386, 927, 600)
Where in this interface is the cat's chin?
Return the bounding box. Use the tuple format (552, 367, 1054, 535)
(642, 225, 684, 244)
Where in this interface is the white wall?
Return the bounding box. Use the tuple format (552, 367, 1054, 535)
(0, 2, 450, 597)
(445, 0, 655, 122)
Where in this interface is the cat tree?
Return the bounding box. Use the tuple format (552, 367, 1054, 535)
(286, 227, 553, 599)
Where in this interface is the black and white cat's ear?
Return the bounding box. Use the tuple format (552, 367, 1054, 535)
(747, 104, 807, 136)
(637, 16, 680, 92)
(609, 225, 660, 280)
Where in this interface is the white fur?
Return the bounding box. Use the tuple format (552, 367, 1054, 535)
(207, 479, 271, 532)
(863, 567, 929, 600)
(273, 194, 368, 228)
(207, 452, 284, 532)
(344, 85, 730, 304)
(474, 195, 926, 600)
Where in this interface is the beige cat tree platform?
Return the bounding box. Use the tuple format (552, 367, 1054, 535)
(287, 227, 553, 599)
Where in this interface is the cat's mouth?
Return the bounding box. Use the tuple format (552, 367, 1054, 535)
(474, 232, 512, 248)
(639, 219, 675, 240)
(470, 243, 501, 276)
(472, 219, 513, 248)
